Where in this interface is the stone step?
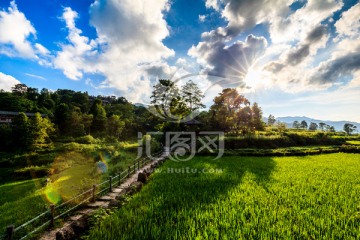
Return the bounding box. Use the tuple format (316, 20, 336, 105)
(69, 214, 84, 221)
(98, 195, 115, 201)
(87, 201, 109, 208)
(77, 208, 94, 215)
(108, 192, 118, 198)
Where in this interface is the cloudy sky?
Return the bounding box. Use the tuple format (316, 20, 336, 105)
(0, 0, 359, 121)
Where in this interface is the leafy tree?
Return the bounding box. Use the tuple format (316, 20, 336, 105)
(72, 91, 89, 113)
(107, 115, 125, 138)
(276, 122, 287, 136)
(343, 123, 357, 135)
(89, 99, 107, 135)
(237, 106, 253, 134)
(292, 121, 301, 129)
(251, 103, 265, 131)
(26, 87, 39, 101)
(30, 113, 55, 148)
(309, 122, 318, 131)
(68, 107, 86, 137)
(11, 83, 28, 95)
(209, 88, 250, 133)
(267, 114, 276, 126)
(319, 122, 326, 131)
(83, 114, 93, 135)
(181, 80, 205, 113)
(54, 103, 71, 135)
(300, 120, 308, 129)
(12, 112, 31, 149)
(150, 79, 185, 119)
(0, 92, 36, 112)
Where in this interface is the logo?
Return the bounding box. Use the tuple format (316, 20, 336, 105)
(137, 131, 224, 162)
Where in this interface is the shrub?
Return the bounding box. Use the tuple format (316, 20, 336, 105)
(13, 165, 49, 179)
(75, 135, 97, 144)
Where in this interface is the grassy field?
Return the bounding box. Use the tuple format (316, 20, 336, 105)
(0, 141, 139, 233)
(86, 153, 360, 239)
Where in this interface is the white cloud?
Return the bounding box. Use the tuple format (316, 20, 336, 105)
(205, 0, 221, 11)
(334, 3, 360, 40)
(25, 73, 46, 80)
(0, 1, 36, 58)
(53, 7, 97, 80)
(52, 1, 176, 103)
(189, 34, 268, 88)
(35, 43, 50, 55)
(269, 0, 343, 44)
(199, 15, 206, 22)
(0, 72, 20, 91)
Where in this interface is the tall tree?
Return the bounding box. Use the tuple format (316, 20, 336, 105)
(12, 113, 31, 149)
(292, 121, 301, 129)
(319, 122, 326, 131)
(54, 103, 70, 135)
(267, 114, 276, 126)
(251, 103, 265, 131)
(11, 83, 28, 95)
(309, 122, 318, 131)
(209, 88, 250, 133)
(30, 113, 55, 148)
(343, 123, 357, 135)
(150, 79, 185, 119)
(181, 80, 205, 113)
(107, 115, 125, 139)
(89, 99, 107, 135)
(300, 120, 308, 129)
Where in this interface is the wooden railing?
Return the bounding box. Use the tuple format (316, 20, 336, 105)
(1, 151, 164, 240)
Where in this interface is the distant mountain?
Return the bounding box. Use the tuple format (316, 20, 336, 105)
(134, 103, 147, 108)
(275, 116, 360, 132)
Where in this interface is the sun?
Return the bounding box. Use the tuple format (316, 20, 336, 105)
(243, 67, 268, 89)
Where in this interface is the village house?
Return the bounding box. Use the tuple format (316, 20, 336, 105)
(0, 111, 46, 124)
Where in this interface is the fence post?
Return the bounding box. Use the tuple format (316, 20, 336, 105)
(50, 204, 55, 227)
(127, 166, 130, 178)
(6, 225, 14, 240)
(109, 176, 112, 192)
(118, 172, 121, 186)
(92, 184, 96, 202)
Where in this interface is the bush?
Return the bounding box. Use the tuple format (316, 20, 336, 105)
(75, 135, 97, 144)
(13, 165, 49, 179)
(223, 133, 346, 149)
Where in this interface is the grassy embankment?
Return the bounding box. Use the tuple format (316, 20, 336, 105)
(0, 138, 139, 233)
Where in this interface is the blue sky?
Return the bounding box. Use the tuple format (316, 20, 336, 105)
(0, 0, 359, 121)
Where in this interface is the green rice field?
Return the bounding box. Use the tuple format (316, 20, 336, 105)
(86, 153, 360, 239)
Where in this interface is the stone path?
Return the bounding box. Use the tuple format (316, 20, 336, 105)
(40, 150, 168, 240)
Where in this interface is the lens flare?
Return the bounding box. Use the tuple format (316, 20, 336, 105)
(44, 185, 62, 204)
(96, 152, 109, 174)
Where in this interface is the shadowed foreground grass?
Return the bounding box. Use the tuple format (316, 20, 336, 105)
(86, 153, 360, 239)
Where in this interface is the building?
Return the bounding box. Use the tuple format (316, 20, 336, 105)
(0, 111, 46, 124)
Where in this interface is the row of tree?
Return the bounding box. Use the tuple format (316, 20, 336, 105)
(291, 121, 336, 132)
(0, 79, 276, 151)
(150, 80, 265, 135)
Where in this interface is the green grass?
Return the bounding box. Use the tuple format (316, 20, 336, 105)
(0, 179, 49, 233)
(86, 153, 360, 239)
(0, 141, 138, 235)
(347, 141, 360, 145)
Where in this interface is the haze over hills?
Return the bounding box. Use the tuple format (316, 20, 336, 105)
(275, 116, 360, 132)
